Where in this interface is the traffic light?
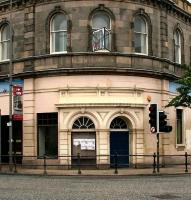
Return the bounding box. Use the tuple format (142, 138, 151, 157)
(149, 104, 157, 133)
(159, 111, 172, 133)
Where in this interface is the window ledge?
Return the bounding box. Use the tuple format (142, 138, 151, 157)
(93, 50, 110, 53)
(176, 144, 185, 151)
(0, 59, 10, 63)
(134, 52, 148, 56)
(50, 51, 67, 54)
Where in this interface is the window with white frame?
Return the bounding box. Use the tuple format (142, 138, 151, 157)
(92, 11, 111, 52)
(176, 109, 183, 144)
(50, 13, 67, 53)
(0, 24, 10, 61)
(174, 30, 181, 64)
(134, 16, 148, 54)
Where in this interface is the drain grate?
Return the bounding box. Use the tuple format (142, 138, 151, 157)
(152, 193, 181, 199)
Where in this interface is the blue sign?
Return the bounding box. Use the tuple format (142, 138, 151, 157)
(0, 79, 23, 93)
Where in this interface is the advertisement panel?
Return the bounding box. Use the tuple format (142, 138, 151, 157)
(13, 85, 23, 120)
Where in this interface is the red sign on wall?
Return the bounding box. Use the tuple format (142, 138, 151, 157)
(13, 86, 23, 96)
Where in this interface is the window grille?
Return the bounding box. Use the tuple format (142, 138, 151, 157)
(110, 117, 128, 129)
(72, 117, 95, 129)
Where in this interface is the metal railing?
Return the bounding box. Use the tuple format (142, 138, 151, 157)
(0, 152, 190, 175)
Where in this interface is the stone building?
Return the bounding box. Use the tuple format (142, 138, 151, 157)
(0, 0, 191, 167)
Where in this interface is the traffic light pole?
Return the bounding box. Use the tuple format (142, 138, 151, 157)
(157, 133, 160, 173)
(157, 109, 160, 173)
(9, 0, 13, 171)
(0, 109, 1, 166)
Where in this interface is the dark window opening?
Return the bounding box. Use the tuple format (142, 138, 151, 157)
(37, 113, 58, 157)
(176, 109, 183, 144)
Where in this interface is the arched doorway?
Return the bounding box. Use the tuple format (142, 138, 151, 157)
(71, 116, 96, 167)
(110, 117, 129, 167)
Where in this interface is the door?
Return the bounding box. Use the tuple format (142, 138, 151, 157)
(110, 131, 129, 167)
(0, 116, 22, 163)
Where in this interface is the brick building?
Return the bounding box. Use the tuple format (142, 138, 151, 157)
(0, 0, 191, 167)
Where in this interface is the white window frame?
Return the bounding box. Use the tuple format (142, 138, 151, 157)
(134, 16, 148, 55)
(92, 12, 111, 52)
(174, 30, 181, 64)
(92, 27, 111, 52)
(50, 14, 67, 54)
(0, 24, 10, 62)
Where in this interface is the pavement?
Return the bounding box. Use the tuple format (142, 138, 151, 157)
(0, 164, 190, 176)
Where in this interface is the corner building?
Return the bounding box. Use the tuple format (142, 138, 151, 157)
(0, 0, 191, 167)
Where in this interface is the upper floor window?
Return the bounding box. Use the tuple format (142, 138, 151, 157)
(134, 16, 148, 54)
(0, 24, 10, 61)
(174, 30, 181, 64)
(92, 11, 111, 52)
(50, 13, 67, 54)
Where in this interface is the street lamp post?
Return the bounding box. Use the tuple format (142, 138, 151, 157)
(9, 0, 13, 171)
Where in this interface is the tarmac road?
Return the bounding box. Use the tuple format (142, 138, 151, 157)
(0, 174, 191, 200)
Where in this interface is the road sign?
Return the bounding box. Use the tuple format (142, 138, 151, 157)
(150, 127, 156, 133)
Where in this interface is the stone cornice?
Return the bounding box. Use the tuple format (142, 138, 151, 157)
(0, 0, 190, 22)
(0, 52, 184, 81)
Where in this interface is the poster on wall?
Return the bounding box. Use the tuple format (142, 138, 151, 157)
(13, 85, 23, 120)
(73, 139, 95, 150)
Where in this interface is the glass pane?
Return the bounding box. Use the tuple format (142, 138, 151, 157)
(135, 33, 146, 54)
(45, 126, 58, 156)
(105, 29, 111, 50)
(174, 31, 180, 45)
(38, 126, 58, 157)
(2, 41, 10, 60)
(92, 12, 110, 29)
(2, 25, 10, 41)
(54, 32, 67, 52)
(38, 127, 46, 157)
(92, 28, 111, 51)
(134, 16, 146, 33)
(92, 29, 104, 50)
(52, 14, 67, 31)
(176, 110, 183, 144)
(175, 45, 180, 63)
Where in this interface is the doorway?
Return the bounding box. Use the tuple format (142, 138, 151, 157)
(71, 116, 96, 168)
(110, 117, 129, 167)
(0, 115, 23, 163)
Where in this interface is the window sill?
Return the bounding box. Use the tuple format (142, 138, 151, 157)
(50, 51, 67, 54)
(93, 50, 111, 53)
(0, 59, 10, 63)
(176, 144, 185, 151)
(134, 52, 148, 56)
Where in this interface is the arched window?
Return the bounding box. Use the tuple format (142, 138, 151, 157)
(174, 30, 181, 64)
(0, 24, 10, 61)
(134, 16, 148, 54)
(72, 116, 95, 129)
(110, 117, 128, 129)
(50, 13, 67, 54)
(92, 11, 111, 52)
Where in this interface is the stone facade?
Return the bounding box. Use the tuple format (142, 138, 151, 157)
(0, 0, 191, 167)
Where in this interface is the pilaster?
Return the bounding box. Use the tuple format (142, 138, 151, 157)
(23, 78, 35, 158)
